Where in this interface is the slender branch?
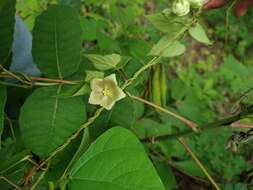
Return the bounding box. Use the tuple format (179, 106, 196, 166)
(121, 25, 191, 90)
(0, 155, 31, 174)
(178, 138, 220, 190)
(142, 106, 253, 141)
(0, 72, 78, 85)
(39, 107, 104, 169)
(128, 92, 198, 131)
(149, 147, 210, 185)
(0, 65, 29, 85)
(0, 80, 29, 88)
(0, 176, 22, 190)
(30, 162, 51, 190)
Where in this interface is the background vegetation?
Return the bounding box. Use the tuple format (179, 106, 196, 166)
(1, 0, 253, 189)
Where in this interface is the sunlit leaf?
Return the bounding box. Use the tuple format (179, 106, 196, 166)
(189, 23, 212, 45)
(69, 127, 165, 190)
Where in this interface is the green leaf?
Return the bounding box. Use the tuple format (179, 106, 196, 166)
(188, 23, 212, 45)
(149, 36, 185, 57)
(19, 86, 87, 157)
(60, 0, 81, 9)
(0, 85, 6, 144)
(153, 160, 177, 190)
(68, 127, 165, 190)
(0, 0, 16, 65)
(0, 150, 30, 174)
(147, 13, 188, 35)
(57, 83, 91, 98)
(115, 56, 131, 70)
(84, 54, 121, 71)
(85, 70, 104, 82)
(109, 98, 143, 128)
(32, 5, 82, 78)
(174, 160, 208, 178)
(131, 118, 171, 140)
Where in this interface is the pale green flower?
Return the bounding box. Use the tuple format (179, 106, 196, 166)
(88, 74, 126, 110)
(189, 0, 203, 8)
(172, 0, 190, 16)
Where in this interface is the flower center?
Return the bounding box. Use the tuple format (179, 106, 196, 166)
(102, 86, 112, 97)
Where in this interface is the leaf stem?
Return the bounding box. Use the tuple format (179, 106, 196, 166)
(178, 138, 220, 190)
(128, 92, 198, 131)
(30, 161, 51, 190)
(0, 65, 29, 85)
(0, 176, 22, 190)
(0, 72, 78, 85)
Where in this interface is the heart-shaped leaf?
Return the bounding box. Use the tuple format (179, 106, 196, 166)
(19, 86, 87, 157)
(68, 127, 165, 190)
(32, 5, 82, 78)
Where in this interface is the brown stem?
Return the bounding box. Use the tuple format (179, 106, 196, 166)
(128, 92, 198, 132)
(0, 176, 22, 190)
(178, 138, 220, 190)
(0, 72, 78, 85)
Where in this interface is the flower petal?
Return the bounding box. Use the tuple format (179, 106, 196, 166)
(115, 87, 126, 101)
(90, 78, 104, 91)
(100, 96, 115, 110)
(104, 74, 117, 85)
(88, 91, 104, 105)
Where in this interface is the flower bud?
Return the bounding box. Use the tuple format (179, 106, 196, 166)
(189, 0, 204, 8)
(172, 0, 190, 16)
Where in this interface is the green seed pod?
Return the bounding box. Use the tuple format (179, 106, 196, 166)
(152, 64, 162, 106)
(160, 64, 168, 107)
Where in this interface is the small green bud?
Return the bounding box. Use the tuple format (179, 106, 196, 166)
(172, 0, 190, 16)
(189, 0, 203, 8)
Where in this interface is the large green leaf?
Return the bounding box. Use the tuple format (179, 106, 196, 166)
(32, 5, 82, 78)
(149, 36, 185, 57)
(68, 127, 165, 190)
(0, 0, 16, 65)
(19, 86, 86, 157)
(0, 86, 6, 144)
